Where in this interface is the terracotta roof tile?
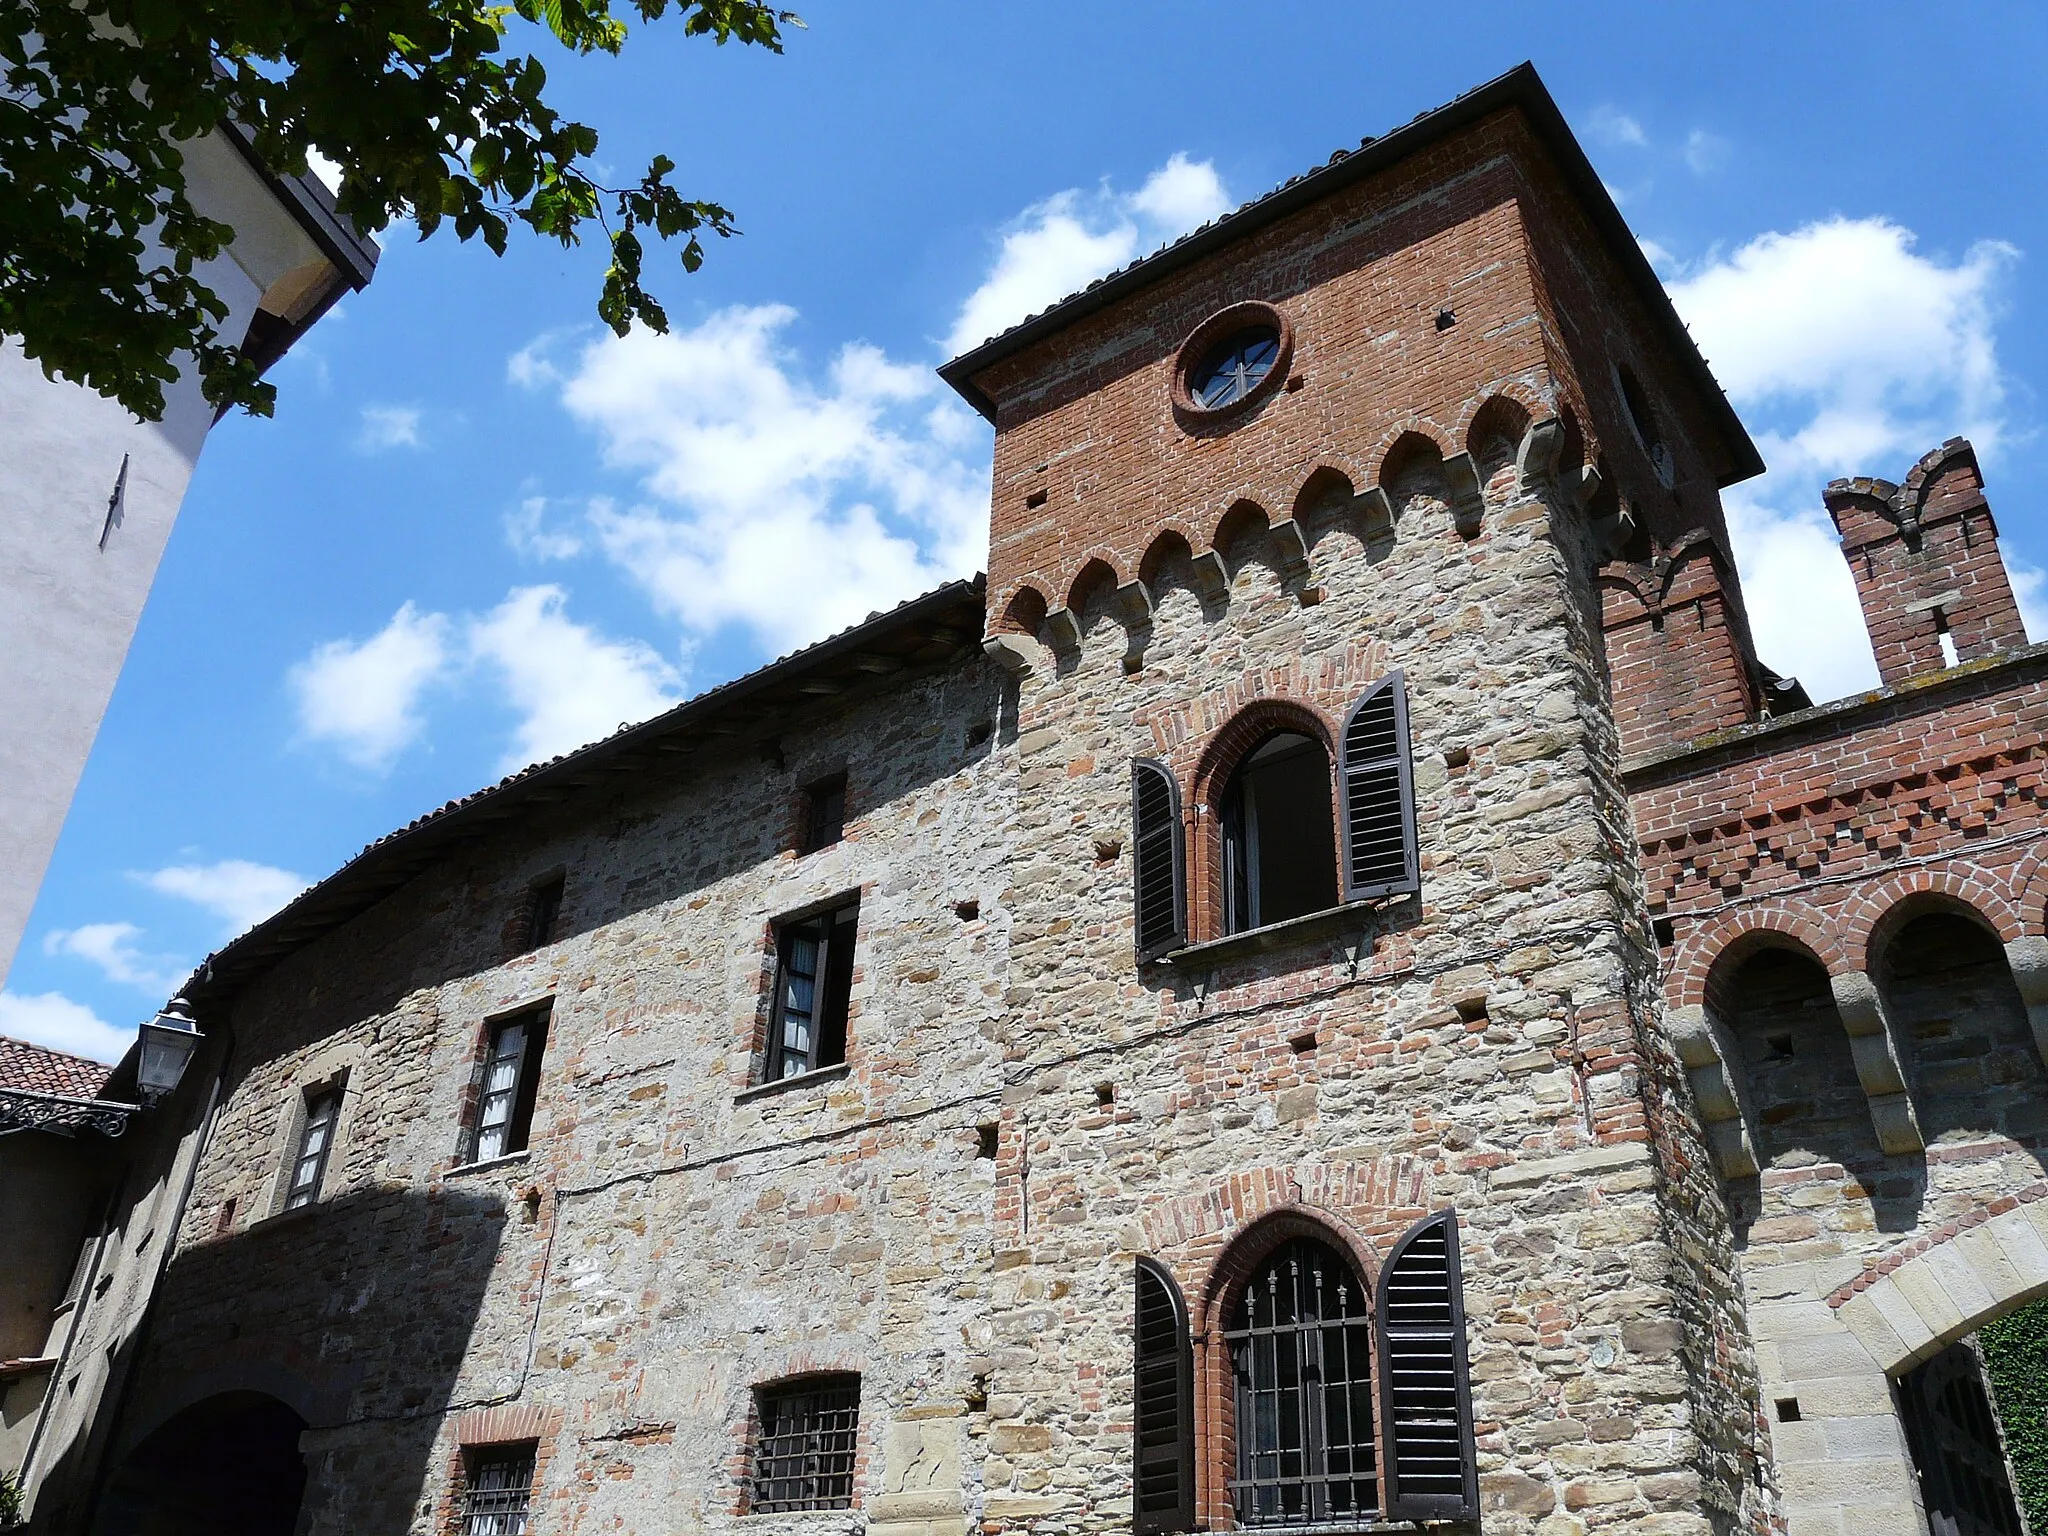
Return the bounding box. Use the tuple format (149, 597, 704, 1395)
(0, 1035, 115, 1099)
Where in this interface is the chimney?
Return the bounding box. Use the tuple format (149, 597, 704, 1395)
(1825, 439, 2027, 688)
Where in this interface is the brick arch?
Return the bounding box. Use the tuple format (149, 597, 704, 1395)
(1186, 697, 1340, 940)
(1827, 1181, 2048, 1374)
(1448, 380, 1550, 447)
(1840, 869, 2024, 976)
(1063, 551, 1124, 617)
(1210, 496, 1272, 558)
(1137, 520, 1206, 587)
(1372, 424, 1453, 495)
(116, 1340, 349, 1457)
(1670, 903, 1846, 1012)
(1363, 417, 1455, 487)
(991, 580, 1050, 638)
(1460, 392, 1535, 472)
(2006, 847, 2048, 934)
(1291, 464, 1357, 520)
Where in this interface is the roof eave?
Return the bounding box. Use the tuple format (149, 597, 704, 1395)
(937, 62, 1763, 488)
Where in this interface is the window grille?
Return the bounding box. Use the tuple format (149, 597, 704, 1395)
(1338, 674, 1419, 901)
(1130, 761, 1186, 959)
(802, 775, 848, 853)
(766, 901, 858, 1080)
(751, 1376, 860, 1512)
(1227, 1237, 1380, 1526)
(1134, 1259, 1196, 1533)
(462, 1444, 536, 1535)
(471, 1012, 547, 1163)
(285, 1089, 342, 1209)
(1376, 1211, 1478, 1521)
(527, 877, 565, 950)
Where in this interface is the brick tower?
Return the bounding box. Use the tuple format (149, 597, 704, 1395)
(940, 62, 1772, 1534)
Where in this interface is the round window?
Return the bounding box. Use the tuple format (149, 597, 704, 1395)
(1189, 326, 1281, 410)
(1172, 301, 1293, 423)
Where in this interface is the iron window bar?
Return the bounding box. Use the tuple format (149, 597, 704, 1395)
(751, 1377, 860, 1512)
(1227, 1238, 1380, 1527)
(463, 1446, 536, 1535)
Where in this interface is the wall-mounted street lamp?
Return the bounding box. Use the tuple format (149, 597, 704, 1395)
(135, 997, 203, 1104)
(0, 997, 205, 1137)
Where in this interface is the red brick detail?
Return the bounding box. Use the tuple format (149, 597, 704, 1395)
(2007, 847, 2048, 932)
(457, 1402, 561, 1447)
(1836, 867, 2024, 974)
(1825, 439, 2028, 688)
(1453, 385, 1545, 454)
(1669, 903, 1845, 1012)
(1600, 531, 1756, 757)
(1823, 1177, 2048, 1309)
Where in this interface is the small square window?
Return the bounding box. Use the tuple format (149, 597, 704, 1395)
(765, 900, 859, 1081)
(470, 1011, 549, 1164)
(752, 1375, 860, 1512)
(526, 876, 565, 950)
(285, 1089, 342, 1210)
(800, 775, 847, 853)
(461, 1443, 536, 1535)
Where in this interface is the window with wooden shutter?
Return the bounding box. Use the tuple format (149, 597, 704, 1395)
(1133, 1258, 1195, 1533)
(1375, 1210, 1478, 1521)
(1131, 760, 1187, 959)
(1338, 673, 1419, 901)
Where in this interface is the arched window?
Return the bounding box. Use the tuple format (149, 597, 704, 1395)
(1228, 1236, 1379, 1525)
(1222, 733, 1338, 933)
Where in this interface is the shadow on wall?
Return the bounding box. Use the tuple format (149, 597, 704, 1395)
(1721, 918, 2048, 1249)
(36, 1182, 512, 1536)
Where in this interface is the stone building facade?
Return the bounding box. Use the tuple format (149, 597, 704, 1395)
(18, 62, 2048, 1536)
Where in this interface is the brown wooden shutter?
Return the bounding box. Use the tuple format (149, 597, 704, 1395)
(1339, 672, 1419, 900)
(1131, 760, 1187, 959)
(1376, 1209, 1478, 1521)
(1133, 1257, 1196, 1533)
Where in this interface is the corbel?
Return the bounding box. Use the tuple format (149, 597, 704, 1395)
(1441, 451, 1485, 538)
(1355, 486, 1395, 541)
(1189, 550, 1230, 601)
(1515, 415, 1564, 494)
(1665, 1003, 1761, 1178)
(2003, 936, 2048, 1069)
(981, 633, 1044, 679)
(1042, 606, 1083, 655)
(1828, 971, 1925, 1154)
(1591, 501, 1639, 562)
(1267, 519, 1312, 585)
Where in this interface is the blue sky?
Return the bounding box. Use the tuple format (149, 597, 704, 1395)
(9, 1, 2047, 1061)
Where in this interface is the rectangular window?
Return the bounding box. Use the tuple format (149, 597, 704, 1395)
(751, 1376, 860, 1512)
(470, 1011, 548, 1164)
(765, 901, 858, 1080)
(53, 1207, 107, 1315)
(285, 1089, 342, 1210)
(527, 877, 565, 950)
(801, 775, 847, 853)
(462, 1444, 536, 1536)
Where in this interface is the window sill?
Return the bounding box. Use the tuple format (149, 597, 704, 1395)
(249, 1201, 319, 1232)
(1157, 899, 1383, 970)
(445, 1149, 533, 1179)
(735, 1061, 851, 1104)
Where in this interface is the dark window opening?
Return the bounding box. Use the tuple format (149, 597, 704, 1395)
(751, 1375, 860, 1512)
(1191, 326, 1281, 410)
(470, 1011, 548, 1164)
(976, 1123, 999, 1159)
(54, 1204, 108, 1314)
(1898, 1341, 2025, 1536)
(1228, 1237, 1379, 1526)
(526, 877, 564, 950)
(285, 1088, 342, 1209)
(1615, 362, 1675, 487)
(767, 900, 859, 1080)
(1222, 732, 1338, 934)
(801, 775, 848, 853)
(462, 1443, 537, 1536)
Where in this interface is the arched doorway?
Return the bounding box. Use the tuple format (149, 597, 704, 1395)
(95, 1391, 309, 1536)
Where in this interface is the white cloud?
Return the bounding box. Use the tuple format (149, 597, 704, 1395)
(0, 991, 134, 1065)
(43, 923, 184, 995)
(505, 494, 584, 561)
(1590, 108, 1649, 149)
(470, 585, 684, 771)
(945, 154, 1232, 357)
(357, 404, 424, 452)
(1684, 129, 1731, 175)
(136, 860, 309, 937)
(1665, 216, 2022, 701)
(290, 601, 453, 771)
(558, 307, 989, 652)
